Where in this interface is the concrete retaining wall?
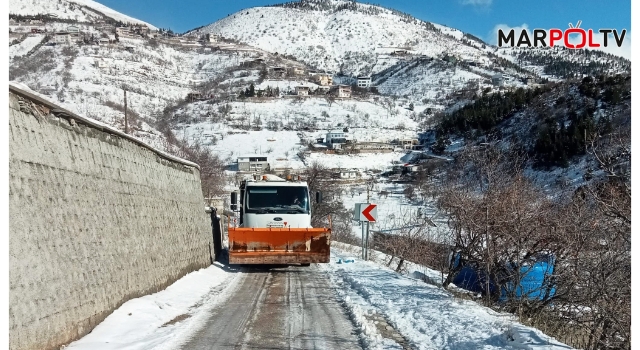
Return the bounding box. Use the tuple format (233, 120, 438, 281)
(9, 86, 213, 350)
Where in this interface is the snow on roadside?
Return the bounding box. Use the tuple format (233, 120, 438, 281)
(65, 262, 240, 350)
(325, 243, 572, 350)
(62, 243, 570, 350)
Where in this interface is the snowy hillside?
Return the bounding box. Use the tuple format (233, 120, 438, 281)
(191, 0, 630, 99)
(175, 97, 421, 171)
(9, 39, 263, 148)
(192, 0, 492, 76)
(10, 0, 157, 29)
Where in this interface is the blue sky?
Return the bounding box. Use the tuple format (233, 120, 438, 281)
(99, 0, 631, 56)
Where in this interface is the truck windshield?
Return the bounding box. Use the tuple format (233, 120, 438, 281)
(246, 186, 309, 214)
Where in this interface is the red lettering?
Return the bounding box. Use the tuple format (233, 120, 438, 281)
(588, 29, 600, 48)
(564, 28, 586, 48)
(549, 29, 562, 47)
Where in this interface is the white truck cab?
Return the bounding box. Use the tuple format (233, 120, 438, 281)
(231, 174, 321, 229)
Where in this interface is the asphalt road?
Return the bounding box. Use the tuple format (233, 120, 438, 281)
(180, 264, 362, 350)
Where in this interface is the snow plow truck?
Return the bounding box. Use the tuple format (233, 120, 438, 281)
(228, 174, 331, 265)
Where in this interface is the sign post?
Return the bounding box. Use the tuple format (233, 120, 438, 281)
(354, 203, 377, 260)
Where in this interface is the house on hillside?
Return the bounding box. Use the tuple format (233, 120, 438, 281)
(334, 85, 351, 98)
(326, 129, 347, 143)
(332, 169, 359, 179)
(133, 24, 150, 36)
(357, 76, 372, 88)
(399, 138, 419, 150)
(295, 86, 310, 96)
(292, 67, 305, 75)
(311, 74, 332, 86)
(53, 32, 72, 45)
(186, 92, 202, 102)
(269, 66, 286, 78)
(237, 155, 270, 172)
(326, 129, 348, 149)
(523, 76, 535, 86)
(492, 73, 504, 87)
(206, 33, 221, 43)
(115, 27, 130, 35)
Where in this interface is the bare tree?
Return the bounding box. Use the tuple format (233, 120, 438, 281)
(303, 162, 355, 243)
(325, 95, 336, 108)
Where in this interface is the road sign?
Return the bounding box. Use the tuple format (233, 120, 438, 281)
(353, 203, 366, 221)
(359, 203, 377, 222)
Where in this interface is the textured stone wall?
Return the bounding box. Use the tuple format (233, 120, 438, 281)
(9, 87, 213, 350)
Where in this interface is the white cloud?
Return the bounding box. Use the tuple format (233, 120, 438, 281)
(461, 0, 492, 6)
(488, 23, 530, 45)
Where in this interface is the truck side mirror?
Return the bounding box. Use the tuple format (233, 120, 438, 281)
(316, 191, 322, 204)
(230, 192, 237, 211)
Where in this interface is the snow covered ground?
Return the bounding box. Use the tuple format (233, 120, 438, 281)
(306, 151, 405, 171)
(64, 262, 239, 350)
(10, 0, 157, 28)
(340, 180, 450, 241)
(327, 244, 571, 349)
(63, 244, 571, 350)
(9, 34, 45, 58)
(177, 97, 421, 171)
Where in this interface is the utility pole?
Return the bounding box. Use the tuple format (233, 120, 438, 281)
(361, 218, 366, 260)
(123, 88, 128, 134)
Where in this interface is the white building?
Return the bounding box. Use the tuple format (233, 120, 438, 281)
(53, 32, 72, 45)
(333, 169, 358, 179)
(295, 86, 310, 96)
(325, 129, 347, 145)
(337, 85, 351, 98)
(237, 155, 269, 172)
(357, 76, 372, 88)
(207, 33, 221, 43)
(312, 74, 332, 86)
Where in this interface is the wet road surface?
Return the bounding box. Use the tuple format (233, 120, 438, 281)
(180, 264, 362, 350)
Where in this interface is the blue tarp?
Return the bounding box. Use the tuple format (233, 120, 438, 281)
(451, 253, 556, 301)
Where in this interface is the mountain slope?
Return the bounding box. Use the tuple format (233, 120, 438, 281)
(192, 0, 491, 76)
(9, 0, 157, 29)
(190, 0, 630, 102)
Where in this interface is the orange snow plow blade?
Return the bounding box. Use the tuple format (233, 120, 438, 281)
(228, 227, 331, 264)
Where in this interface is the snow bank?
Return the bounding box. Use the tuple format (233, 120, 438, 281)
(326, 244, 572, 350)
(65, 263, 239, 350)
